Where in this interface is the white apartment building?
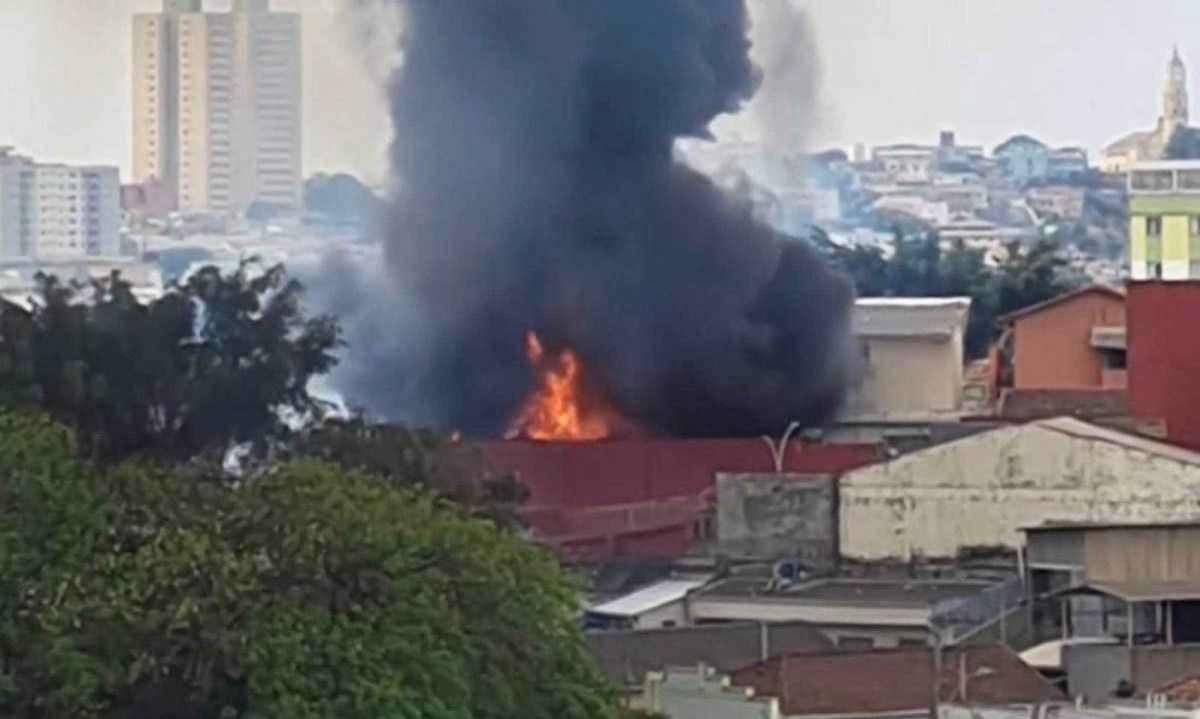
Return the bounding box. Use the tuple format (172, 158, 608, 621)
(133, 0, 302, 215)
(0, 148, 121, 262)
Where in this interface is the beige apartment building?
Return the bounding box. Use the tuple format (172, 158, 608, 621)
(133, 0, 301, 215)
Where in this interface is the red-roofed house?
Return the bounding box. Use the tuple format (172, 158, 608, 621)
(731, 645, 1063, 717)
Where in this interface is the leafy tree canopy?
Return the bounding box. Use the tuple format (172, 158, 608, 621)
(0, 411, 618, 719)
(828, 229, 1083, 356)
(0, 262, 341, 462)
(289, 417, 529, 528)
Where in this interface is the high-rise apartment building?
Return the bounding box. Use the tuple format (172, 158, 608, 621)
(0, 148, 121, 261)
(133, 0, 302, 215)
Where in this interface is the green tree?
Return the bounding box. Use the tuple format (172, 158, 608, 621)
(0, 412, 619, 719)
(831, 232, 1082, 357)
(0, 263, 340, 462)
(289, 417, 529, 527)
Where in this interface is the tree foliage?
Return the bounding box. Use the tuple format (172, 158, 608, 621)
(829, 230, 1083, 356)
(289, 417, 529, 528)
(0, 263, 340, 462)
(0, 411, 618, 719)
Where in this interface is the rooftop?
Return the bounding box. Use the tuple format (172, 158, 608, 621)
(1033, 416, 1200, 467)
(1076, 580, 1200, 603)
(996, 284, 1126, 325)
(589, 578, 710, 618)
(1024, 519, 1200, 534)
(696, 577, 994, 607)
(853, 297, 971, 340)
(996, 389, 1128, 423)
(731, 645, 1064, 716)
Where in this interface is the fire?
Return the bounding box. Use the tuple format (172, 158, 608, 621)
(507, 331, 614, 441)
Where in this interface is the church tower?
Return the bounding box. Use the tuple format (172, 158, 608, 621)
(1164, 46, 1190, 134)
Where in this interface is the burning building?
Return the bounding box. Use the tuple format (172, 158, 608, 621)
(331, 0, 855, 440)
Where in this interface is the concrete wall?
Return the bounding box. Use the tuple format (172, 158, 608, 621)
(632, 600, 690, 630)
(1064, 643, 1130, 702)
(716, 473, 837, 565)
(841, 421, 1200, 559)
(1066, 644, 1200, 702)
(1012, 291, 1125, 390)
(1132, 645, 1200, 692)
(847, 335, 964, 417)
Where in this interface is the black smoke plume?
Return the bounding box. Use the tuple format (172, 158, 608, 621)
(330, 0, 855, 438)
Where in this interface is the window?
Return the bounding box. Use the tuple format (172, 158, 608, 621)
(1132, 170, 1175, 191)
(1147, 216, 1164, 236)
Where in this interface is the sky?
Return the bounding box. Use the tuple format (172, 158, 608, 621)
(2, 0, 1200, 181)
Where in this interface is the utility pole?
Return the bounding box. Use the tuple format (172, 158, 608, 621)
(930, 628, 943, 719)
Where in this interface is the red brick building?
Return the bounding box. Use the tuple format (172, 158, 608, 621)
(1128, 282, 1200, 450)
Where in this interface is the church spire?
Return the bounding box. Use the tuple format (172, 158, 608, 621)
(1165, 46, 1190, 132)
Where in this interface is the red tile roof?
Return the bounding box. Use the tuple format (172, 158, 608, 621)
(731, 645, 1064, 716)
(1155, 673, 1200, 703)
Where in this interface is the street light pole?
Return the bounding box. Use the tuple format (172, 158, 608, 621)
(761, 421, 802, 473)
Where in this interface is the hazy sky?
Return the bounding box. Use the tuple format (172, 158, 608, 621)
(2, 0, 1199, 181)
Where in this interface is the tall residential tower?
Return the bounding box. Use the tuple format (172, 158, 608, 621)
(132, 0, 302, 215)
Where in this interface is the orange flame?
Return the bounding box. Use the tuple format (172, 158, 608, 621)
(507, 331, 613, 441)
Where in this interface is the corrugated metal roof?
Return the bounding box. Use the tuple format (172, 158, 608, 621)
(1086, 581, 1200, 603)
(1034, 416, 1200, 467)
(590, 578, 711, 618)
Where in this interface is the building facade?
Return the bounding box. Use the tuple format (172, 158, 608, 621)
(0, 148, 121, 261)
(133, 0, 302, 215)
(840, 417, 1200, 560)
(1128, 161, 1200, 280)
(842, 298, 972, 420)
(998, 285, 1127, 391)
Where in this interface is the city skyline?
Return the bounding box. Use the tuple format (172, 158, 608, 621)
(3, 1, 1200, 181)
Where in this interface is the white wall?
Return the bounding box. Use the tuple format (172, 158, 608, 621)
(843, 335, 963, 418)
(841, 422, 1200, 560)
(633, 600, 690, 630)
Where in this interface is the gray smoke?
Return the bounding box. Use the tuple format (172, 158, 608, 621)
(329, 0, 855, 438)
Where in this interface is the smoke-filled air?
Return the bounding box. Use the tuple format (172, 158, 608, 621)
(329, 0, 856, 439)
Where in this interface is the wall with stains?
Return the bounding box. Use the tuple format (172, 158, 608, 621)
(715, 473, 837, 565)
(840, 420, 1200, 559)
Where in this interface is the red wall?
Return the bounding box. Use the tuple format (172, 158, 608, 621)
(1128, 282, 1200, 450)
(479, 439, 883, 508)
(478, 438, 883, 563)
